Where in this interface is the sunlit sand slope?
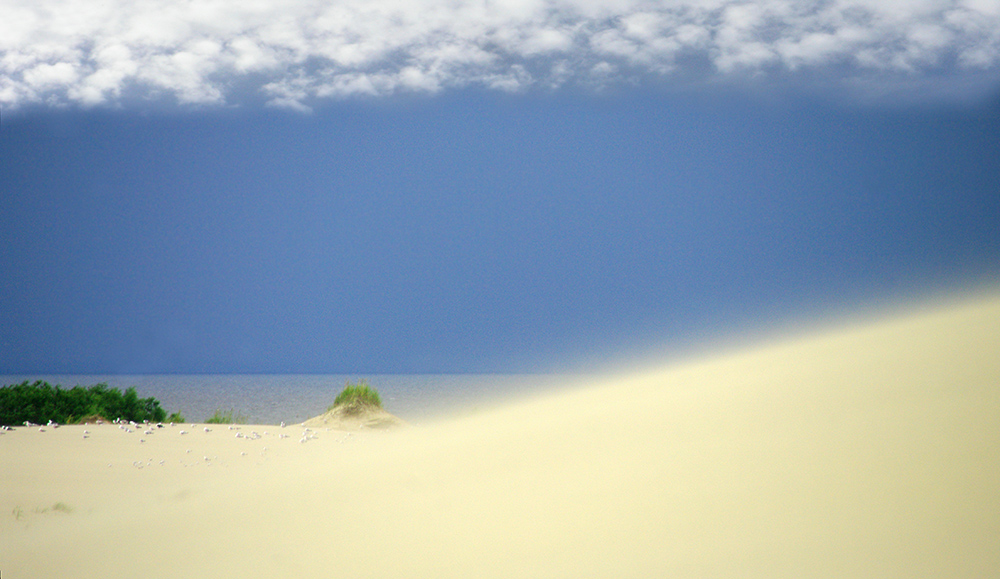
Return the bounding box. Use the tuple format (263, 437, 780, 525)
(2, 292, 998, 578)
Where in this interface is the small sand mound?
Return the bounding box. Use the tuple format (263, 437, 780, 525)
(301, 403, 406, 430)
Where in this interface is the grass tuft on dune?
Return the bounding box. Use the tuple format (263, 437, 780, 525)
(329, 379, 383, 414)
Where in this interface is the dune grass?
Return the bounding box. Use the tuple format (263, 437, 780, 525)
(328, 380, 383, 414)
(47, 502, 73, 514)
(12, 502, 73, 521)
(204, 409, 247, 424)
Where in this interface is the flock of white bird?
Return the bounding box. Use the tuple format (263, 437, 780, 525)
(4, 415, 362, 473)
(7, 415, 364, 455)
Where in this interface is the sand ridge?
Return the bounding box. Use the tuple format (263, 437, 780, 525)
(302, 403, 407, 430)
(2, 290, 999, 578)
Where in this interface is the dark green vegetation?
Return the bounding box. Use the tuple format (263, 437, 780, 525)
(204, 408, 247, 424)
(329, 379, 383, 414)
(0, 380, 181, 426)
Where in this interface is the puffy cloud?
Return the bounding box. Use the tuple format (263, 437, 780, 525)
(2, 0, 999, 110)
(23, 61, 79, 88)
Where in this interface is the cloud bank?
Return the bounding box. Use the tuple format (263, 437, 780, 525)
(3, 0, 1000, 109)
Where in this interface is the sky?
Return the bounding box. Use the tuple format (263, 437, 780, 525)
(2, 0, 999, 374)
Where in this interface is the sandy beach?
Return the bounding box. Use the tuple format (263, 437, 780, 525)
(2, 290, 999, 578)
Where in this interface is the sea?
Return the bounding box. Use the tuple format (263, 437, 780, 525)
(0, 374, 580, 425)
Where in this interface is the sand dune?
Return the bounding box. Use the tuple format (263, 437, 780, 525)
(2, 291, 998, 578)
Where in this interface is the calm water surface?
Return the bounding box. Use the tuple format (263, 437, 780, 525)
(0, 374, 579, 425)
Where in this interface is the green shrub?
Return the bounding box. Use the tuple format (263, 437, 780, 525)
(204, 409, 246, 424)
(0, 381, 176, 426)
(329, 379, 382, 414)
(166, 411, 185, 423)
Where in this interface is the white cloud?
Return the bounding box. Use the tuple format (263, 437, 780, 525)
(23, 62, 79, 88)
(2, 0, 999, 110)
(520, 28, 575, 55)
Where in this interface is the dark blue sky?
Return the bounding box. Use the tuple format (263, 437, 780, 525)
(3, 89, 999, 373)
